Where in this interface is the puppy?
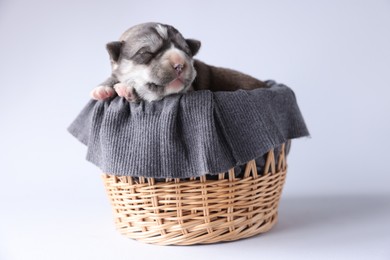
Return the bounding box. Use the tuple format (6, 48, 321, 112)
(91, 22, 266, 102)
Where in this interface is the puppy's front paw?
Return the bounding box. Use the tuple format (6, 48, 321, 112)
(91, 86, 116, 100)
(114, 83, 139, 102)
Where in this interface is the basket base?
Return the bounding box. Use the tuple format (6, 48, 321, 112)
(102, 145, 287, 245)
(116, 211, 279, 246)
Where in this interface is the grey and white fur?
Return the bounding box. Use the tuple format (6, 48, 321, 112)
(91, 22, 267, 102)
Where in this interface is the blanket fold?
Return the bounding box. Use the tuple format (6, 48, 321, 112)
(68, 80, 309, 178)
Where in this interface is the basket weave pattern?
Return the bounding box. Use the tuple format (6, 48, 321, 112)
(102, 144, 287, 245)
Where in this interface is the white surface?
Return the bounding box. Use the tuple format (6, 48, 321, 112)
(1, 0, 390, 259)
(2, 193, 389, 260)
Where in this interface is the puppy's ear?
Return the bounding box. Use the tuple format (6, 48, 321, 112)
(106, 41, 123, 62)
(186, 39, 201, 56)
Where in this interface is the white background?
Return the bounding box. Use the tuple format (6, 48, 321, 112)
(1, 0, 389, 259)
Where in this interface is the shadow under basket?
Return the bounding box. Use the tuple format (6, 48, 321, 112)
(102, 143, 287, 246)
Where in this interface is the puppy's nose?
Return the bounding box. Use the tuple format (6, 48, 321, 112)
(174, 63, 184, 74)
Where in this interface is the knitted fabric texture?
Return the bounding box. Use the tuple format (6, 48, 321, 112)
(68, 80, 309, 178)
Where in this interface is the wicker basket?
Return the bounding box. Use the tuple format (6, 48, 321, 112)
(102, 143, 287, 245)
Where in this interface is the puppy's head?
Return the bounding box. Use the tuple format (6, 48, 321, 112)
(106, 22, 201, 101)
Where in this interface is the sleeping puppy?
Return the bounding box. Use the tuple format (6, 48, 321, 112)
(91, 22, 266, 102)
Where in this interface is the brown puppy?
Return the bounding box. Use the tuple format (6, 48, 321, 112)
(91, 22, 266, 102)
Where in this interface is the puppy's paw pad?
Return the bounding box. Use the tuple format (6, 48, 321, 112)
(91, 86, 115, 100)
(114, 83, 137, 102)
(113, 83, 129, 97)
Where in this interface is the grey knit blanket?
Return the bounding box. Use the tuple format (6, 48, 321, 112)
(68, 80, 309, 178)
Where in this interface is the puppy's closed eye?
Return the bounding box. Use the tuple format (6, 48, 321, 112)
(138, 50, 153, 55)
(136, 47, 154, 55)
(133, 49, 154, 63)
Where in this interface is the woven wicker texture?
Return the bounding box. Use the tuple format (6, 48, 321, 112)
(103, 144, 287, 245)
